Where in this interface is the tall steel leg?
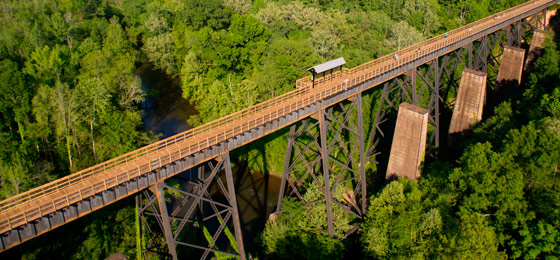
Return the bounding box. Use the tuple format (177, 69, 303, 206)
(154, 182, 178, 260)
(434, 58, 440, 152)
(277, 125, 296, 213)
(356, 94, 367, 215)
(468, 43, 473, 69)
(319, 108, 334, 237)
(223, 153, 246, 260)
(411, 68, 418, 105)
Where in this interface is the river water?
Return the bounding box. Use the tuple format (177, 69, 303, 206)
(137, 64, 280, 252)
(138, 63, 197, 138)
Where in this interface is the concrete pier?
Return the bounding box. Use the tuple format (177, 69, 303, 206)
(493, 46, 525, 103)
(448, 69, 487, 146)
(525, 31, 546, 71)
(386, 103, 429, 180)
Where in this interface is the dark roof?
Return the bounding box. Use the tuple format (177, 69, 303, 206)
(307, 57, 346, 74)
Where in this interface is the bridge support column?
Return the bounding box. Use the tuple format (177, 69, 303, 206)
(447, 69, 487, 146)
(154, 182, 178, 260)
(137, 153, 245, 260)
(464, 29, 508, 95)
(536, 8, 548, 30)
(525, 30, 546, 71)
(507, 21, 523, 48)
(409, 68, 418, 105)
(493, 46, 526, 105)
(386, 103, 429, 180)
(277, 94, 367, 238)
(415, 60, 441, 154)
(367, 60, 443, 162)
(318, 108, 334, 237)
(468, 36, 489, 72)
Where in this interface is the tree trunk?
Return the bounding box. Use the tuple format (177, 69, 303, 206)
(91, 120, 97, 162)
(16, 118, 25, 142)
(66, 133, 73, 169)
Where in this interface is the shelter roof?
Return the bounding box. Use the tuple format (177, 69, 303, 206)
(307, 57, 346, 74)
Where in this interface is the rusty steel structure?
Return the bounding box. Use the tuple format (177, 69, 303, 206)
(137, 153, 244, 260)
(276, 95, 367, 237)
(0, 1, 556, 258)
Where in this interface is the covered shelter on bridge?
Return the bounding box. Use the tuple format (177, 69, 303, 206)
(307, 57, 346, 88)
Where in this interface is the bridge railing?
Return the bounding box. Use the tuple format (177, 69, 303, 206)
(346, 0, 543, 79)
(0, 0, 553, 236)
(0, 85, 308, 209)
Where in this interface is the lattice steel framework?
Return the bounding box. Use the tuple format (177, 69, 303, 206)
(276, 95, 367, 237)
(519, 8, 549, 41)
(365, 61, 442, 161)
(137, 153, 245, 260)
(274, 12, 545, 239)
(135, 8, 544, 257)
(0, 0, 558, 257)
(365, 20, 536, 162)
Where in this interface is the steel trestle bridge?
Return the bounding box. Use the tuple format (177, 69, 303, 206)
(0, 0, 557, 258)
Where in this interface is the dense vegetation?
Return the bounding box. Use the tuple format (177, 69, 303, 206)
(0, 0, 556, 259)
(263, 22, 560, 260)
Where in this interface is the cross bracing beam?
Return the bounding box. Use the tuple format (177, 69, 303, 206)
(1, 0, 557, 252)
(366, 21, 528, 166)
(137, 153, 245, 260)
(277, 95, 367, 238)
(366, 60, 442, 162)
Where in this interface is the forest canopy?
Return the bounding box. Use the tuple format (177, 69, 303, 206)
(0, 0, 556, 259)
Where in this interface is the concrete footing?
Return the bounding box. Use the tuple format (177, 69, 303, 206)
(525, 31, 546, 71)
(493, 46, 525, 104)
(386, 103, 429, 180)
(448, 69, 487, 146)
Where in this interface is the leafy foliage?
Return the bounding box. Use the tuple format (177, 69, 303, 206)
(261, 176, 351, 259)
(362, 179, 445, 259)
(0, 0, 557, 259)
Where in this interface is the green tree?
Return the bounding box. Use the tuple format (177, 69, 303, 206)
(384, 21, 424, 51)
(261, 176, 351, 259)
(403, 0, 441, 36)
(23, 45, 66, 85)
(0, 159, 29, 199)
(142, 32, 178, 76)
(362, 178, 445, 259)
(32, 82, 81, 169)
(0, 59, 30, 142)
(451, 212, 506, 260)
(183, 0, 232, 29)
(76, 77, 111, 162)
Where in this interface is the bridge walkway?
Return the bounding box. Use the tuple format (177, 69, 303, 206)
(0, 0, 557, 252)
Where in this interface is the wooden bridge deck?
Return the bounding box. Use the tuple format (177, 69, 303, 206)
(0, 0, 557, 251)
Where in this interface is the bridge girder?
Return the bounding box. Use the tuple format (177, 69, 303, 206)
(0, 1, 556, 255)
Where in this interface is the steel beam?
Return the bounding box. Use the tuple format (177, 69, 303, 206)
(154, 182, 178, 260)
(279, 94, 368, 238)
(319, 108, 334, 237)
(276, 124, 296, 213)
(356, 95, 367, 214)
(137, 154, 245, 260)
(223, 153, 246, 260)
